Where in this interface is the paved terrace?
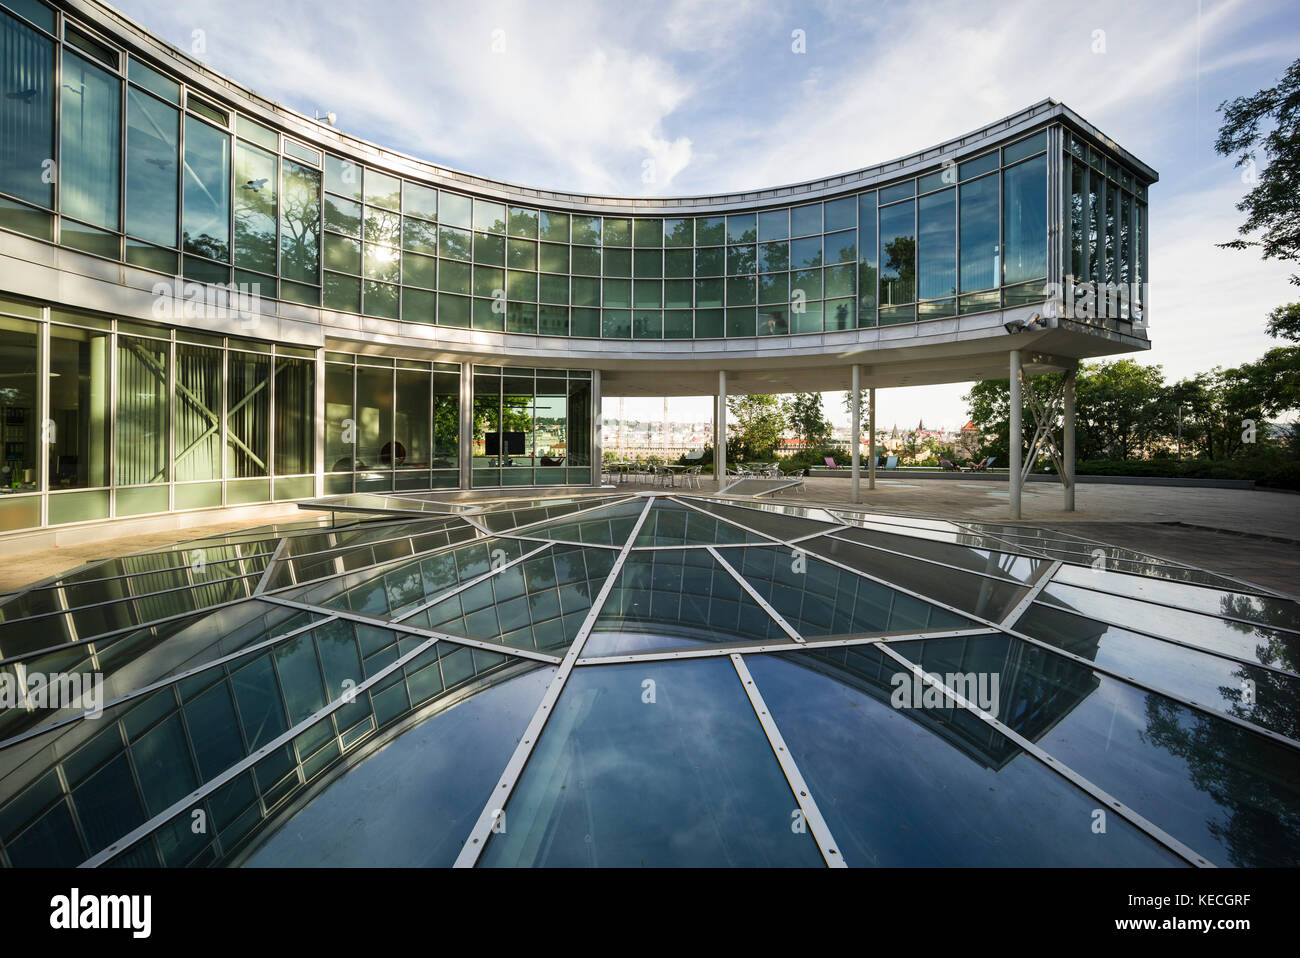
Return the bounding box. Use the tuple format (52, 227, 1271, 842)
(0, 477, 1295, 597)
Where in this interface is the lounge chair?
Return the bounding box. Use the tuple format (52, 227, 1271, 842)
(939, 458, 959, 471)
(823, 456, 842, 470)
(884, 455, 898, 470)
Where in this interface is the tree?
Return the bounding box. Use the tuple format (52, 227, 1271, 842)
(786, 392, 833, 448)
(1074, 359, 1167, 459)
(841, 388, 871, 434)
(1216, 57, 1300, 325)
(726, 394, 786, 461)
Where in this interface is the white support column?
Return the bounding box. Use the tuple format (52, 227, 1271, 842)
(1008, 349, 1022, 520)
(1063, 364, 1076, 512)
(868, 387, 876, 491)
(458, 361, 473, 490)
(715, 370, 727, 488)
(850, 366, 861, 504)
(591, 369, 603, 488)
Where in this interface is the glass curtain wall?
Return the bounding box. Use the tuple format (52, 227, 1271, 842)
(0, 8, 55, 239)
(59, 47, 120, 257)
(0, 300, 331, 532)
(1064, 132, 1147, 323)
(473, 366, 591, 488)
(324, 355, 461, 494)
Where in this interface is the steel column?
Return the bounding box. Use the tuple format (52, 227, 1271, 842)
(1008, 349, 1022, 520)
(1063, 364, 1076, 512)
(850, 365, 861, 504)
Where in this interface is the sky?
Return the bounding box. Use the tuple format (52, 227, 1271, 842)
(112, 0, 1300, 431)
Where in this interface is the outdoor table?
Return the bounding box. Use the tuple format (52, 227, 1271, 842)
(665, 465, 688, 487)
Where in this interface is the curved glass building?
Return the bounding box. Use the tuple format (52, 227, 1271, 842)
(0, 0, 1155, 538)
(2, 0, 1299, 873)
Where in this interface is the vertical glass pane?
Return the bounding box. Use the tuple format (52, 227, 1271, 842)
(60, 50, 120, 231)
(0, 11, 54, 208)
(233, 142, 277, 274)
(431, 369, 458, 473)
(502, 373, 534, 477)
(124, 87, 178, 247)
(0, 316, 39, 495)
(49, 323, 110, 489)
(324, 362, 354, 472)
(395, 368, 430, 469)
(959, 173, 998, 293)
(1003, 154, 1047, 285)
(1068, 161, 1085, 281)
(280, 160, 320, 285)
(355, 365, 393, 471)
(533, 377, 566, 469)
(227, 351, 270, 477)
(115, 335, 168, 485)
(175, 343, 222, 481)
(917, 188, 955, 301)
(183, 115, 231, 262)
(878, 200, 915, 306)
(274, 356, 314, 475)
(856, 191, 876, 325)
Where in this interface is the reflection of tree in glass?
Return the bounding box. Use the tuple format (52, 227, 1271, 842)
(1217, 593, 1300, 671)
(1142, 694, 1300, 866)
(883, 236, 915, 303)
(281, 162, 321, 283)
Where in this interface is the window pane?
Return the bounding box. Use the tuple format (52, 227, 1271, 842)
(432, 369, 458, 471)
(274, 356, 314, 475)
(324, 362, 354, 472)
(49, 323, 110, 489)
(0, 11, 54, 208)
(175, 343, 222, 481)
(234, 142, 277, 273)
(1003, 154, 1047, 285)
(183, 116, 231, 262)
(959, 173, 998, 293)
(0, 317, 38, 493)
(60, 50, 120, 231)
(395, 368, 430, 468)
(917, 188, 956, 300)
(280, 159, 320, 284)
(878, 200, 915, 306)
(356, 364, 392, 471)
(124, 88, 178, 247)
(227, 351, 270, 477)
(857, 191, 877, 325)
(116, 335, 169, 485)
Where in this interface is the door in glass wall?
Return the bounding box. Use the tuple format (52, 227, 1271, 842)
(324, 361, 354, 491)
(566, 375, 592, 485)
(0, 316, 38, 532)
(394, 366, 431, 490)
(501, 372, 535, 486)
(48, 322, 109, 491)
(355, 363, 393, 492)
(431, 367, 459, 489)
(472, 369, 500, 488)
(534, 377, 567, 484)
(274, 356, 315, 478)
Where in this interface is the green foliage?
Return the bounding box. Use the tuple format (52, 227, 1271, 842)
(1266, 302, 1300, 342)
(726, 394, 787, 461)
(786, 392, 833, 448)
(1070, 458, 1300, 491)
(778, 446, 849, 473)
(1215, 57, 1300, 283)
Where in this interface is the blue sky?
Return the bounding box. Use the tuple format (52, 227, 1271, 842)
(113, 0, 1300, 430)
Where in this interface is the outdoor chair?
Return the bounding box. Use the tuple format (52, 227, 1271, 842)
(884, 455, 899, 470)
(823, 456, 842, 470)
(940, 458, 959, 471)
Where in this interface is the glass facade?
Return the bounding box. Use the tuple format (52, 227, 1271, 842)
(1, 294, 613, 533)
(0, 1, 1152, 341)
(471, 366, 592, 488)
